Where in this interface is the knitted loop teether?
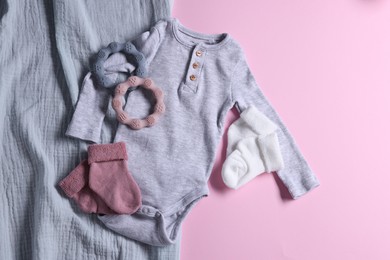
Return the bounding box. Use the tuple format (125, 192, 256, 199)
(92, 41, 147, 88)
(112, 76, 165, 130)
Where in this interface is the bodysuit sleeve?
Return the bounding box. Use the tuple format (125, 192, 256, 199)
(65, 21, 167, 143)
(230, 52, 320, 199)
(65, 71, 112, 143)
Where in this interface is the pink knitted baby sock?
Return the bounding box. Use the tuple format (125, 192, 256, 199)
(87, 142, 141, 214)
(58, 160, 115, 214)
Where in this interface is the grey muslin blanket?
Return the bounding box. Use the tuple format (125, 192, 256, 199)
(0, 0, 180, 259)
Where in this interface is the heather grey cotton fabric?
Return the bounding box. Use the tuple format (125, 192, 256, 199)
(0, 1, 181, 259)
(66, 53, 135, 144)
(67, 18, 319, 246)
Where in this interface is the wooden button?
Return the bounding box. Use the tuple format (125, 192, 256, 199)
(195, 50, 202, 57)
(190, 75, 196, 81)
(192, 62, 199, 69)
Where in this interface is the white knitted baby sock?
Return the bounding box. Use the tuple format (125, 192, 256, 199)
(222, 106, 284, 189)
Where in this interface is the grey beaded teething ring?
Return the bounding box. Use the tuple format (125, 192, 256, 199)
(92, 41, 147, 88)
(112, 76, 165, 130)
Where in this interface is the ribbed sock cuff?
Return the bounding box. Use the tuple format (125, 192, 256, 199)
(257, 133, 284, 173)
(88, 142, 128, 164)
(240, 106, 279, 137)
(58, 160, 89, 198)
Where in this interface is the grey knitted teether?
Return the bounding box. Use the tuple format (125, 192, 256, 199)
(91, 41, 147, 88)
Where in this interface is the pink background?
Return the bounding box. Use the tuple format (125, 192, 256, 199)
(173, 1, 390, 259)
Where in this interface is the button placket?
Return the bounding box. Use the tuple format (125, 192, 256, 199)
(184, 45, 206, 91)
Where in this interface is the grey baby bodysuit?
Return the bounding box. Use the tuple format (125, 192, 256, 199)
(66, 18, 319, 246)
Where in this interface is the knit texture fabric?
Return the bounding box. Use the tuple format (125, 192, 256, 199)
(65, 53, 135, 143)
(222, 106, 284, 189)
(66, 18, 320, 246)
(59, 142, 141, 215)
(88, 142, 142, 214)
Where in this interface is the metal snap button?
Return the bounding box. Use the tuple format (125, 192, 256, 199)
(195, 50, 202, 57)
(192, 62, 199, 69)
(190, 75, 196, 81)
